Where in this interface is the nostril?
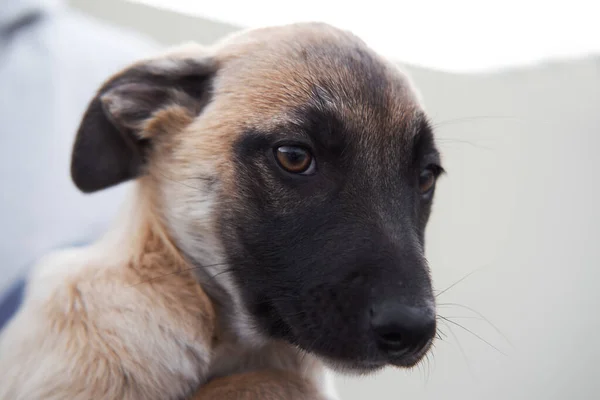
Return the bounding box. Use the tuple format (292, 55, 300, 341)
(370, 303, 435, 355)
(377, 330, 407, 353)
(380, 331, 404, 345)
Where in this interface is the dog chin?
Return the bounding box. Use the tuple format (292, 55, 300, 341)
(320, 358, 387, 376)
(317, 355, 428, 376)
(311, 341, 435, 376)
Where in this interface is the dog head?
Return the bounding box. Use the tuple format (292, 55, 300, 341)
(71, 23, 442, 373)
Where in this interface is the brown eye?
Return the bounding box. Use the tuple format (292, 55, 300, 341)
(275, 146, 315, 174)
(419, 168, 436, 194)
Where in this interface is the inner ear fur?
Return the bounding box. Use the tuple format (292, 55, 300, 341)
(70, 54, 216, 193)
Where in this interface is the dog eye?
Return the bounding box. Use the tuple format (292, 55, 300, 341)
(274, 146, 316, 175)
(419, 167, 437, 194)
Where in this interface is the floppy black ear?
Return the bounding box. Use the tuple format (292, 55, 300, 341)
(71, 55, 216, 193)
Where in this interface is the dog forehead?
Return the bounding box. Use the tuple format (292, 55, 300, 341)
(166, 24, 427, 183)
(210, 23, 423, 137)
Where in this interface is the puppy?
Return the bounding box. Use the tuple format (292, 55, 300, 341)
(0, 23, 442, 399)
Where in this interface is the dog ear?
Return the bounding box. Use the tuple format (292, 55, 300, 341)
(71, 53, 216, 193)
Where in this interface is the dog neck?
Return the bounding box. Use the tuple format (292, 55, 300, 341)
(94, 180, 175, 265)
(103, 179, 246, 339)
(101, 180, 332, 390)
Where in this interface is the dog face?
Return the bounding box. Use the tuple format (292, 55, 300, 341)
(72, 24, 441, 372)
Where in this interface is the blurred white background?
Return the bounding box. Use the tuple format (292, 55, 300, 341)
(92, 2, 599, 397)
(2, 0, 599, 399)
(131, 0, 600, 72)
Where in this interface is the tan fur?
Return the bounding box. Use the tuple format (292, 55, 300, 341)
(193, 369, 328, 400)
(0, 185, 216, 400)
(0, 181, 331, 399)
(0, 23, 426, 400)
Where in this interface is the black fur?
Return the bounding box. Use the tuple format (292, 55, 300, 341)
(70, 32, 442, 371)
(71, 59, 215, 193)
(218, 98, 442, 370)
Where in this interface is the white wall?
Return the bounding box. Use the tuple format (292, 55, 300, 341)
(69, 1, 600, 398)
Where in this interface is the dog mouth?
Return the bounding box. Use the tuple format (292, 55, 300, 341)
(387, 337, 435, 368)
(253, 298, 436, 373)
(316, 339, 435, 375)
(319, 336, 435, 374)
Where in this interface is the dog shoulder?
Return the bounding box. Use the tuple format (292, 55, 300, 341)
(0, 243, 216, 400)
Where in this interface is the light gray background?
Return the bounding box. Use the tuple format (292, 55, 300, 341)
(29, 0, 600, 398)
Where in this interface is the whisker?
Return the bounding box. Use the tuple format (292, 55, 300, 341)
(127, 262, 231, 287)
(155, 170, 204, 191)
(155, 170, 216, 192)
(435, 328, 447, 341)
(208, 267, 237, 281)
(439, 319, 475, 378)
(435, 138, 493, 151)
(430, 115, 523, 129)
(438, 316, 507, 356)
(429, 114, 524, 152)
(424, 352, 432, 385)
(438, 303, 513, 347)
(415, 357, 425, 384)
(435, 265, 489, 298)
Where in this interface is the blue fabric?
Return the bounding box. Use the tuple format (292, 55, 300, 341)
(0, 0, 156, 331)
(0, 0, 158, 297)
(0, 240, 90, 332)
(0, 278, 25, 331)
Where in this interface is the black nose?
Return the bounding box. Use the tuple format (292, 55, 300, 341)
(370, 302, 436, 356)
